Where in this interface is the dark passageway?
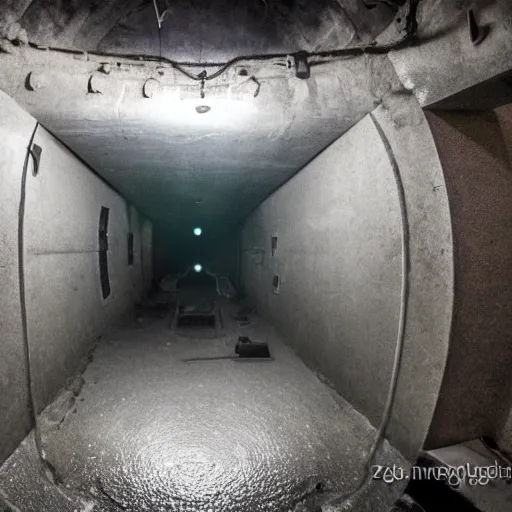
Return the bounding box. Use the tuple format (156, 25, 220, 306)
(1, 1, 512, 511)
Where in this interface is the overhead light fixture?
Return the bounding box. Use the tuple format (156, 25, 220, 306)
(194, 264, 202, 273)
(193, 227, 202, 236)
(195, 105, 211, 114)
(143, 92, 256, 127)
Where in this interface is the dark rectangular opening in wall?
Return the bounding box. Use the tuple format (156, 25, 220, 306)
(271, 236, 278, 257)
(99, 206, 110, 299)
(127, 232, 134, 266)
(272, 274, 279, 294)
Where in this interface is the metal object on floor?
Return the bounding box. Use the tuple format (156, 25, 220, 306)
(171, 300, 222, 338)
(176, 309, 216, 328)
(235, 336, 271, 358)
(183, 336, 272, 362)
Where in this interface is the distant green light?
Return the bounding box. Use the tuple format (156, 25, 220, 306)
(193, 227, 202, 236)
(194, 264, 202, 273)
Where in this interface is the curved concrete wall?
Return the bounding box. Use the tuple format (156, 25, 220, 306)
(241, 94, 454, 459)
(0, 91, 36, 464)
(0, 91, 153, 463)
(23, 125, 150, 410)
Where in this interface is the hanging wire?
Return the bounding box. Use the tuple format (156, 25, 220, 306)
(152, 0, 166, 29)
(152, 0, 165, 60)
(20, 0, 419, 82)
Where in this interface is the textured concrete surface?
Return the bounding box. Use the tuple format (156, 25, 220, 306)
(0, 41, 402, 260)
(0, 91, 36, 465)
(389, 0, 512, 107)
(242, 114, 403, 430)
(241, 96, 453, 461)
(1, 0, 509, 280)
(0, 93, 153, 464)
(0, 297, 407, 512)
(0, 0, 395, 59)
(370, 96, 453, 461)
(425, 110, 512, 449)
(0, 432, 90, 512)
(23, 123, 153, 412)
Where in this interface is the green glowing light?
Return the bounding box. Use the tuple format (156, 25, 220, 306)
(193, 227, 202, 236)
(194, 264, 202, 273)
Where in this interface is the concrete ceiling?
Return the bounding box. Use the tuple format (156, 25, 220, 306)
(0, 0, 408, 236)
(0, 0, 397, 59)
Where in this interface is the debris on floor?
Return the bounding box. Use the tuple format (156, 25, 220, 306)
(235, 335, 271, 358)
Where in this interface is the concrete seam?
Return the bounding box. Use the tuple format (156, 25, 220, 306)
(366, 111, 411, 464)
(18, 121, 39, 435)
(325, 111, 411, 508)
(17, 121, 57, 485)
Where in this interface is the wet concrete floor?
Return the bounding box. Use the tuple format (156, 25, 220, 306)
(0, 295, 406, 511)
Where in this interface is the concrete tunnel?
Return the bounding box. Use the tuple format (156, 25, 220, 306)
(0, 1, 512, 511)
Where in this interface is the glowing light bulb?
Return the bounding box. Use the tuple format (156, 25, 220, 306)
(194, 264, 202, 273)
(193, 227, 202, 236)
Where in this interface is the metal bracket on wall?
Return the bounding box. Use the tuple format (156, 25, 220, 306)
(271, 236, 278, 257)
(467, 9, 489, 46)
(293, 52, 310, 79)
(30, 144, 42, 176)
(99, 207, 111, 299)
